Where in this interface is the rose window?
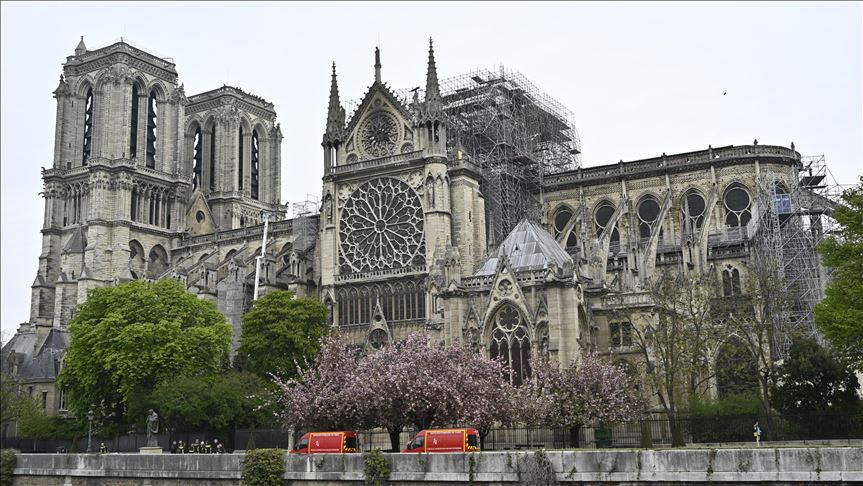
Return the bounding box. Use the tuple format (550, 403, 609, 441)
(340, 177, 425, 273)
(360, 112, 398, 157)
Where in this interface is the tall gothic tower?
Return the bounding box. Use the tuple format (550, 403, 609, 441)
(317, 40, 485, 349)
(30, 38, 284, 332)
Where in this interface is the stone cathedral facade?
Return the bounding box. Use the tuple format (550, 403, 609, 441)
(3, 37, 821, 421)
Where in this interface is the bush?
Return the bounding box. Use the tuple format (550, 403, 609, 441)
(1, 449, 17, 484)
(363, 448, 391, 486)
(689, 392, 761, 417)
(241, 448, 285, 486)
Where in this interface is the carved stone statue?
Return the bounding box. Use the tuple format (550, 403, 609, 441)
(146, 409, 159, 447)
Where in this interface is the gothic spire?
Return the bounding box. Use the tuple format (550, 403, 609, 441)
(323, 62, 346, 144)
(425, 37, 441, 104)
(374, 47, 382, 83)
(419, 37, 444, 123)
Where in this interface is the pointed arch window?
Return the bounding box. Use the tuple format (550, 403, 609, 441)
(238, 126, 244, 190)
(251, 129, 260, 200)
(552, 206, 579, 254)
(192, 127, 202, 190)
(595, 201, 620, 250)
(209, 126, 217, 191)
(82, 87, 93, 164)
(724, 184, 752, 228)
(130, 84, 139, 158)
(489, 304, 531, 387)
(146, 92, 157, 168)
(722, 265, 741, 296)
(682, 190, 706, 235)
(637, 197, 661, 239)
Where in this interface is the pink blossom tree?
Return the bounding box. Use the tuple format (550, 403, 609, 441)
(272, 336, 367, 432)
(517, 353, 644, 446)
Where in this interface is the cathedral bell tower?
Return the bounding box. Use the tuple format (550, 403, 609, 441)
(34, 37, 187, 329)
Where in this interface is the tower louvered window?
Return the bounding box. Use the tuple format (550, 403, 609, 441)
(82, 88, 93, 164)
(238, 127, 244, 190)
(209, 126, 217, 191)
(251, 130, 260, 200)
(130, 85, 139, 158)
(192, 127, 202, 190)
(146, 92, 157, 168)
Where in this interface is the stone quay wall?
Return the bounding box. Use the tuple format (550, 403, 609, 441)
(10, 447, 863, 485)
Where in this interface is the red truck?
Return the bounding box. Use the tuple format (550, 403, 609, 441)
(290, 431, 359, 454)
(402, 428, 480, 453)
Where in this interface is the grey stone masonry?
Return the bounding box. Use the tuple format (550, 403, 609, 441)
(11, 447, 863, 484)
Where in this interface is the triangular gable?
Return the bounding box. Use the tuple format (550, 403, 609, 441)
(345, 81, 412, 135)
(480, 256, 533, 331)
(184, 190, 217, 236)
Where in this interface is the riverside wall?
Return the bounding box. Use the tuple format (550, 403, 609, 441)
(10, 447, 863, 485)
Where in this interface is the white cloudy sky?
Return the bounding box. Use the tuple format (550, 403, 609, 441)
(2, 1, 861, 342)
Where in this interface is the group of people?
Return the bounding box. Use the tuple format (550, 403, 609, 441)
(169, 439, 226, 454)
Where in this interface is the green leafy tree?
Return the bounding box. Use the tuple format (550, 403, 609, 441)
(57, 279, 232, 428)
(816, 177, 863, 370)
(772, 337, 860, 413)
(235, 291, 329, 380)
(151, 371, 274, 434)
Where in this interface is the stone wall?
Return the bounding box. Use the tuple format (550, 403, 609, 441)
(12, 447, 863, 484)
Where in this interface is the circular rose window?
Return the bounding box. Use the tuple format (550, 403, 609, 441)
(339, 177, 424, 272)
(360, 112, 398, 157)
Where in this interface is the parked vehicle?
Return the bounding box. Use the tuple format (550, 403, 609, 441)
(290, 431, 359, 454)
(402, 428, 480, 453)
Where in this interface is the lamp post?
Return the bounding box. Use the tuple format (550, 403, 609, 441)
(86, 409, 94, 453)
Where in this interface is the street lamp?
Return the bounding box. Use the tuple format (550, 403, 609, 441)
(86, 409, 94, 453)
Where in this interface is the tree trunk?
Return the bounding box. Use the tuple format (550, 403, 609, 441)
(667, 410, 685, 447)
(639, 419, 653, 448)
(387, 426, 402, 452)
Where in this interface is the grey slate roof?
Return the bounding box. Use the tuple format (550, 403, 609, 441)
(2, 328, 69, 383)
(474, 219, 574, 278)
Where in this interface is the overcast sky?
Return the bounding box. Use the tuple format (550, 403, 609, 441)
(2, 1, 861, 343)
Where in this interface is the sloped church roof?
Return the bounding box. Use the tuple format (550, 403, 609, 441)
(474, 219, 574, 278)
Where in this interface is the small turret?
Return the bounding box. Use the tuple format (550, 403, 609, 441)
(74, 36, 87, 56)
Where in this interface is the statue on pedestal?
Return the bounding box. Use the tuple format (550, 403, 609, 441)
(146, 409, 159, 447)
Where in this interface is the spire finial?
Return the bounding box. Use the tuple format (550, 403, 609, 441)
(374, 47, 382, 83)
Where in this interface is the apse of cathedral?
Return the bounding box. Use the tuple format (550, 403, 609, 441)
(4, 36, 829, 415)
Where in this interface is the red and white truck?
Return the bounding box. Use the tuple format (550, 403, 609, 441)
(290, 431, 359, 454)
(402, 428, 481, 453)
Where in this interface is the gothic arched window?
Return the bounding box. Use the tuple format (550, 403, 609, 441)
(681, 190, 706, 234)
(723, 183, 751, 228)
(192, 127, 202, 190)
(489, 304, 531, 387)
(209, 126, 217, 191)
(594, 201, 620, 245)
(146, 91, 158, 168)
(637, 197, 660, 239)
(130, 84, 139, 159)
(251, 130, 260, 200)
(722, 265, 741, 296)
(552, 206, 578, 253)
(238, 126, 244, 190)
(82, 87, 93, 165)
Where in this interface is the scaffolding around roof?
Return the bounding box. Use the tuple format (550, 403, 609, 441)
(346, 65, 582, 247)
(291, 194, 319, 254)
(751, 154, 839, 359)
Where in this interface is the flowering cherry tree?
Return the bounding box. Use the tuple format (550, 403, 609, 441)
(516, 353, 645, 446)
(272, 336, 366, 431)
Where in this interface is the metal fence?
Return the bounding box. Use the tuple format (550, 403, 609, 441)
(4, 412, 861, 453)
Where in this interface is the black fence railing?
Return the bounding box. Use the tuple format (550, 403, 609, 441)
(4, 412, 861, 453)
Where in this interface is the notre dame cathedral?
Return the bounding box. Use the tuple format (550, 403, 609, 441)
(3, 37, 834, 418)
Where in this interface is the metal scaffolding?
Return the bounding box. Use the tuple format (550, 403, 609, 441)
(752, 155, 839, 359)
(346, 66, 581, 247)
(291, 194, 319, 254)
